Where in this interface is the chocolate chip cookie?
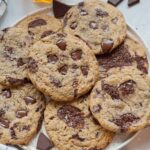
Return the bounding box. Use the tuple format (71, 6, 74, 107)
(0, 27, 32, 87)
(44, 95, 114, 150)
(63, 0, 127, 55)
(0, 83, 45, 145)
(96, 37, 148, 78)
(16, 13, 62, 42)
(90, 67, 150, 133)
(28, 33, 99, 101)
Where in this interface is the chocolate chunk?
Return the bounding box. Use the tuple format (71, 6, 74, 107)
(47, 54, 58, 64)
(128, 0, 140, 6)
(101, 39, 114, 53)
(111, 17, 118, 24)
(101, 24, 109, 32)
(57, 33, 66, 38)
(24, 96, 36, 105)
(92, 105, 102, 113)
(0, 118, 9, 128)
(51, 79, 62, 88)
(2, 27, 9, 33)
(17, 57, 29, 67)
(135, 55, 148, 74)
(119, 80, 136, 96)
(96, 9, 109, 17)
(4, 46, 14, 54)
(16, 110, 28, 118)
(113, 113, 139, 132)
(81, 66, 89, 76)
(56, 39, 67, 50)
(58, 65, 68, 75)
(28, 30, 35, 36)
(80, 9, 88, 16)
(37, 133, 54, 150)
(53, 0, 72, 18)
(2, 89, 11, 98)
(7, 77, 28, 87)
(97, 43, 133, 70)
(89, 21, 98, 29)
(28, 19, 47, 28)
(102, 83, 120, 99)
(70, 21, 78, 30)
(72, 133, 85, 141)
(41, 30, 55, 38)
(108, 0, 124, 6)
(28, 57, 38, 73)
(78, 2, 84, 7)
(10, 127, 17, 139)
(57, 105, 85, 129)
(71, 49, 82, 60)
(0, 109, 5, 116)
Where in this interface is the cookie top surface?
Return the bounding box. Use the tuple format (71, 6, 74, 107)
(0, 27, 32, 87)
(63, 0, 127, 55)
(90, 67, 150, 133)
(0, 83, 45, 145)
(96, 37, 149, 78)
(17, 14, 62, 42)
(44, 95, 114, 150)
(28, 33, 99, 101)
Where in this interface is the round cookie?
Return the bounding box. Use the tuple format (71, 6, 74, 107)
(63, 0, 127, 55)
(28, 33, 99, 101)
(16, 13, 62, 42)
(90, 67, 150, 133)
(0, 83, 45, 145)
(44, 95, 114, 150)
(96, 37, 149, 78)
(0, 27, 32, 87)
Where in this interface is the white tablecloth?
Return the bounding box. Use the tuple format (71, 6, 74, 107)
(0, 0, 150, 150)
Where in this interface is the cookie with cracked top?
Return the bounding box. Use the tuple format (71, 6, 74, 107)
(0, 27, 32, 87)
(16, 14, 62, 41)
(96, 37, 148, 78)
(90, 67, 150, 133)
(44, 95, 114, 150)
(0, 83, 45, 145)
(63, 0, 127, 55)
(28, 32, 99, 102)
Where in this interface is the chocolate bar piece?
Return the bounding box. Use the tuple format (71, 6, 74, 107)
(108, 0, 124, 6)
(53, 0, 72, 18)
(128, 0, 140, 6)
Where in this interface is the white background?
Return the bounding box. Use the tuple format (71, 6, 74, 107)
(0, 0, 150, 150)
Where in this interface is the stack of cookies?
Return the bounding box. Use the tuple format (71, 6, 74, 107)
(0, 0, 150, 150)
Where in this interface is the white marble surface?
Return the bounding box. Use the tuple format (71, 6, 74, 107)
(0, 0, 150, 150)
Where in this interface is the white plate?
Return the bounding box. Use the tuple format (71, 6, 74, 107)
(0, 4, 150, 150)
(0, 0, 7, 18)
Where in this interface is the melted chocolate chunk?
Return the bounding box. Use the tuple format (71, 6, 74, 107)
(41, 30, 55, 38)
(102, 83, 120, 100)
(101, 39, 114, 53)
(53, 0, 72, 18)
(56, 39, 67, 50)
(96, 9, 108, 17)
(92, 105, 102, 113)
(119, 80, 136, 96)
(108, 0, 124, 6)
(24, 96, 36, 105)
(28, 57, 38, 73)
(16, 110, 28, 118)
(10, 127, 17, 139)
(135, 55, 148, 73)
(57, 105, 84, 129)
(113, 113, 140, 132)
(70, 22, 78, 29)
(28, 19, 47, 28)
(72, 133, 85, 141)
(97, 43, 133, 70)
(71, 49, 82, 60)
(37, 133, 54, 150)
(81, 66, 89, 76)
(89, 21, 98, 29)
(2, 89, 11, 98)
(0, 118, 9, 128)
(58, 65, 68, 75)
(47, 54, 58, 64)
(7, 77, 28, 86)
(80, 9, 88, 16)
